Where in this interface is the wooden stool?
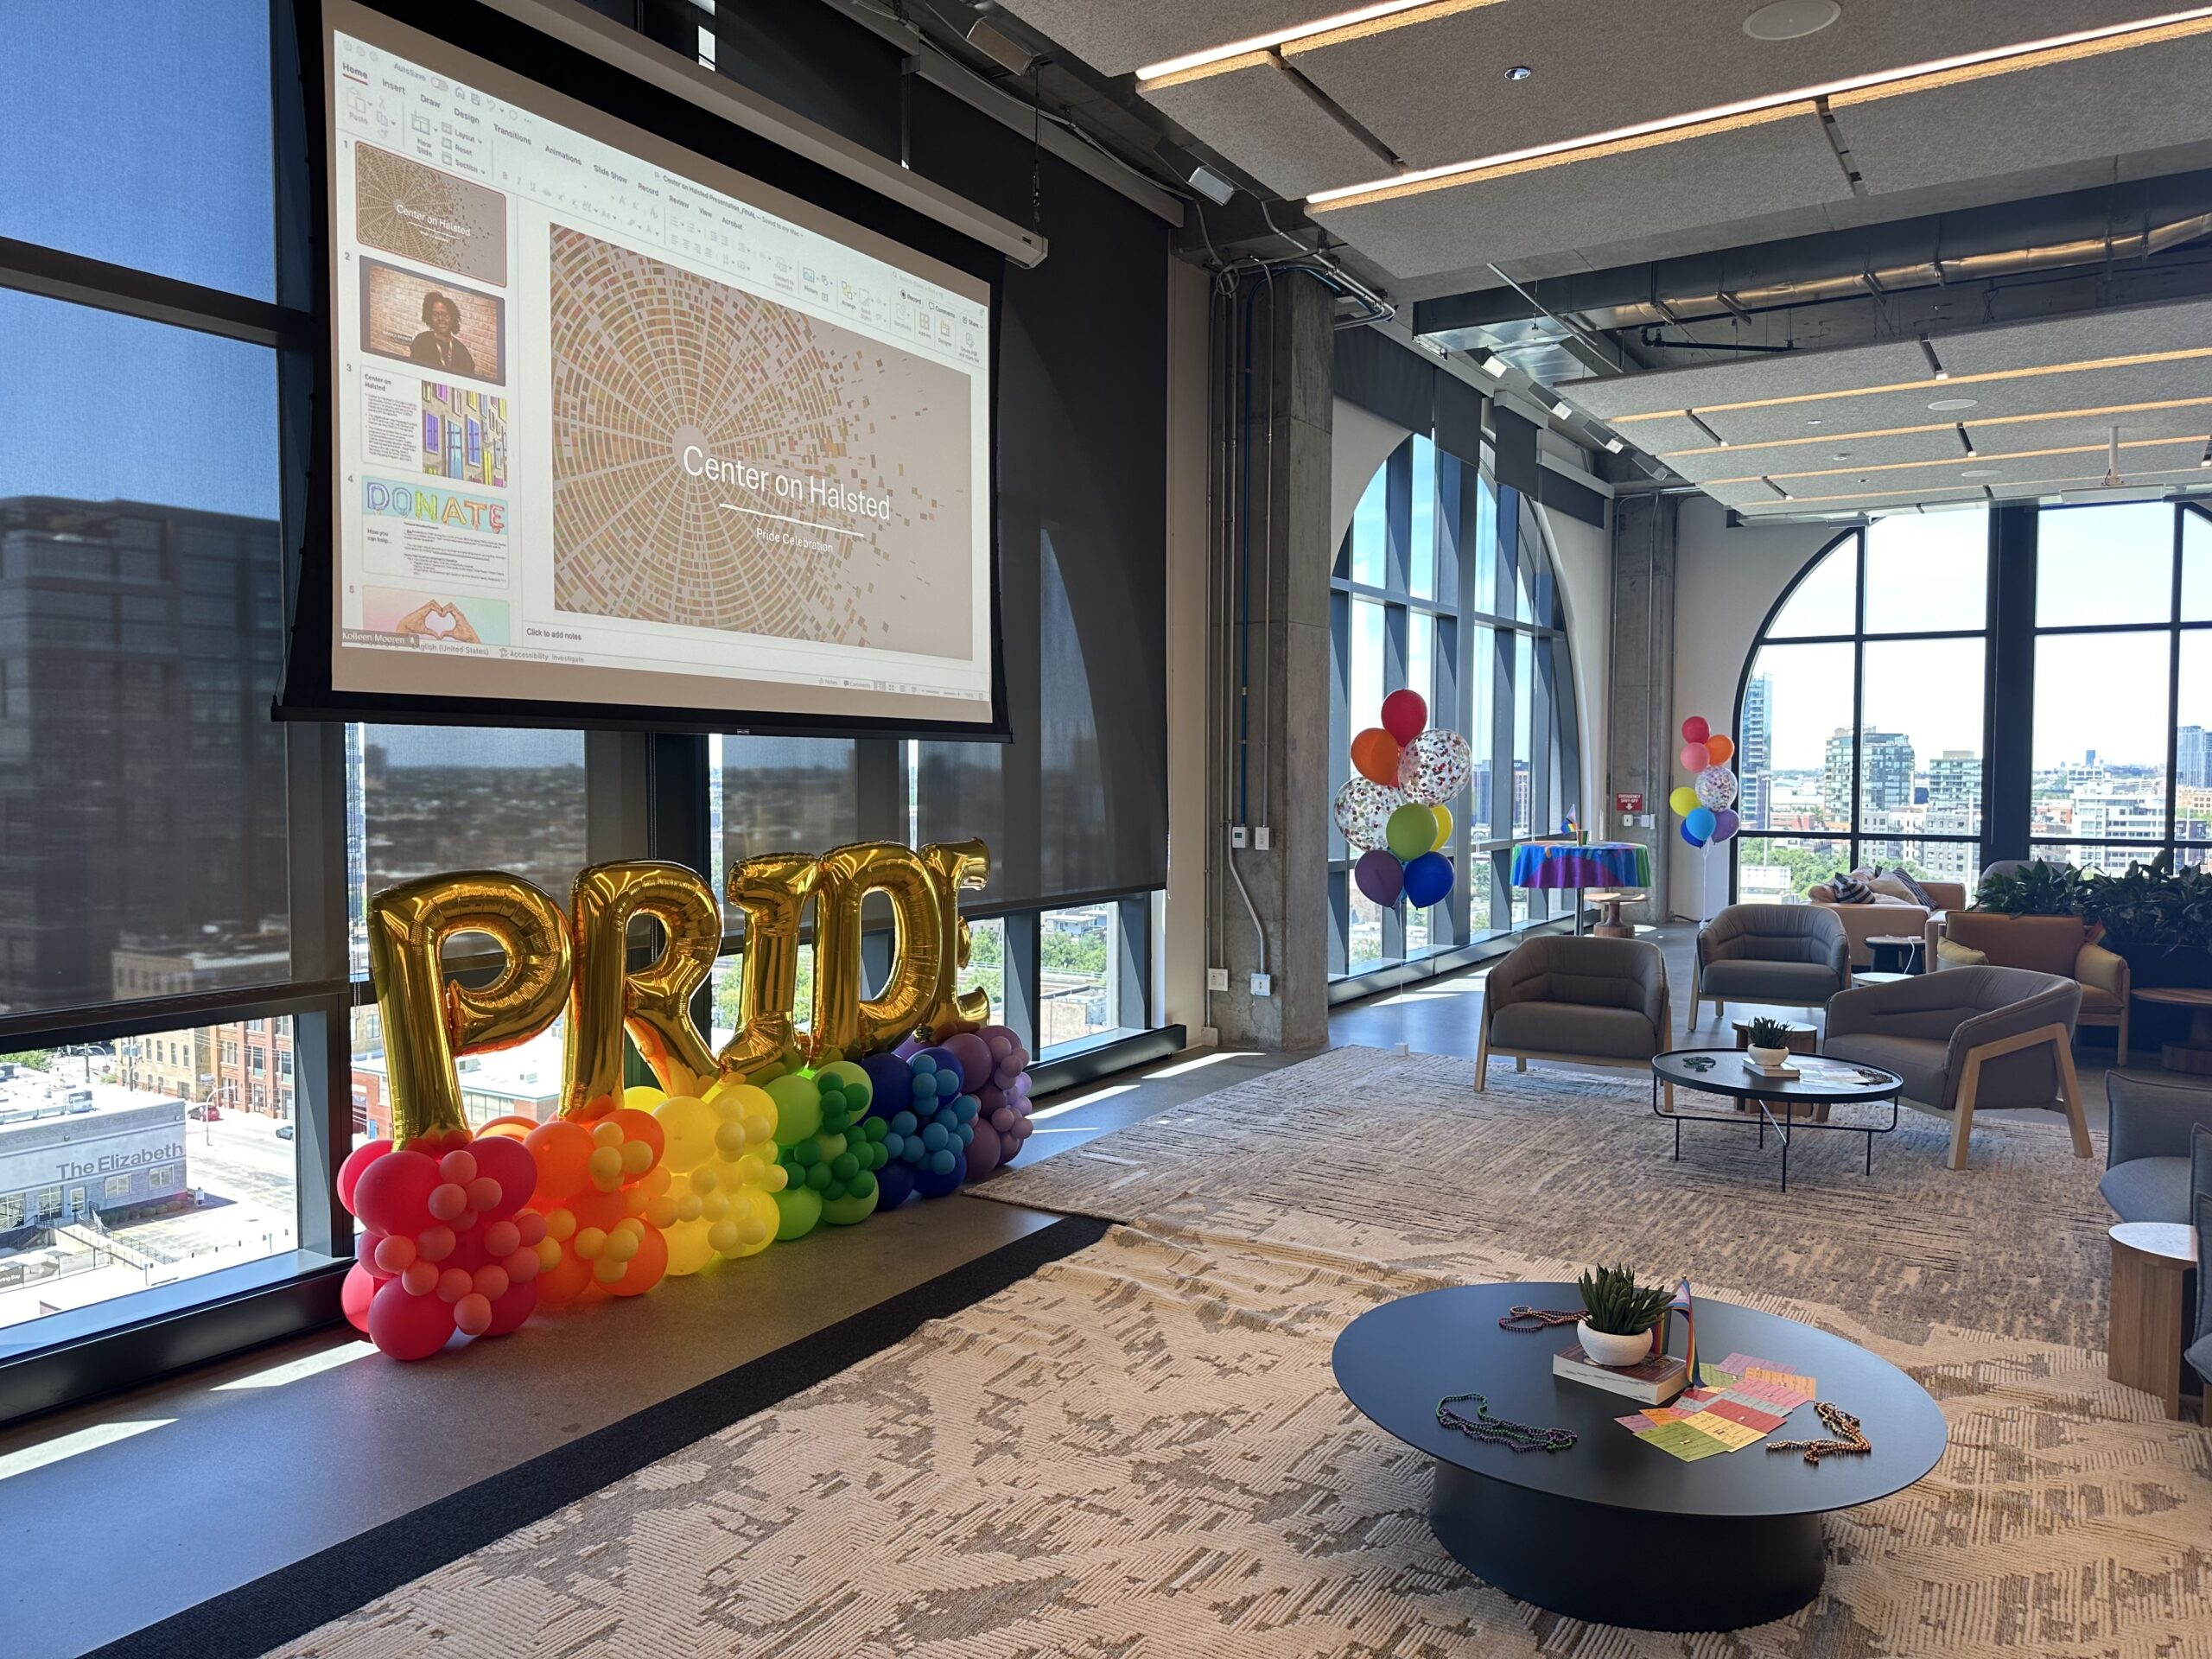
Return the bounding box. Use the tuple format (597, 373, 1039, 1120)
(1586, 889, 1644, 939)
(2107, 1222, 2202, 1421)
(1730, 1020, 1824, 1120)
(2133, 987, 2212, 1076)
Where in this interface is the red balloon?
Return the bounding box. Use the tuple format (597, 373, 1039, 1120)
(1382, 689, 1427, 744)
(353, 1228, 388, 1274)
(365, 1276, 458, 1360)
(350, 1149, 442, 1238)
(466, 1133, 537, 1224)
(340, 1261, 380, 1333)
(336, 1139, 391, 1214)
(483, 1277, 538, 1337)
(1681, 715, 1710, 745)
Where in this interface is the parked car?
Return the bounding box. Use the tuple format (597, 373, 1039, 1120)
(276, 1122, 295, 1141)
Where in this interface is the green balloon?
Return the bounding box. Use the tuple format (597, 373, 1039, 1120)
(821, 1182, 879, 1226)
(816, 1059, 873, 1114)
(765, 1071, 822, 1145)
(1386, 803, 1438, 861)
(773, 1185, 823, 1240)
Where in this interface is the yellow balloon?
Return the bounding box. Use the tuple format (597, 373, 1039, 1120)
(365, 872, 572, 1141)
(1430, 804, 1453, 845)
(1669, 786, 1701, 817)
(661, 1216, 716, 1277)
(653, 1095, 720, 1175)
(621, 1084, 668, 1115)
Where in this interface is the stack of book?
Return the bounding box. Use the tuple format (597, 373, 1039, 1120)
(1741, 1054, 1800, 1079)
(1553, 1342, 1690, 1404)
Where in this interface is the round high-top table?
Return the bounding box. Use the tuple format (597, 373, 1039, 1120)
(1333, 1282, 1948, 1631)
(1510, 841, 1652, 935)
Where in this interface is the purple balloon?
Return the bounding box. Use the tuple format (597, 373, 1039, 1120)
(1354, 849, 1404, 906)
(944, 1032, 994, 1092)
(1712, 807, 1741, 842)
(964, 1118, 1004, 1179)
(860, 1052, 913, 1121)
(893, 1036, 925, 1058)
(990, 1105, 1018, 1135)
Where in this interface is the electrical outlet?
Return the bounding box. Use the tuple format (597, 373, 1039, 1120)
(1230, 824, 1248, 848)
(1205, 967, 1229, 992)
(1254, 825, 1271, 850)
(1249, 972, 1272, 997)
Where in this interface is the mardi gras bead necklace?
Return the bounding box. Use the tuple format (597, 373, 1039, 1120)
(1497, 1305, 1584, 1333)
(1766, 1401, 1871, 1465)
(1436, 1391, 1577, 1453)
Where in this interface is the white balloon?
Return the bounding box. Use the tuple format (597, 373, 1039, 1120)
(1695, 765, 1738, 810)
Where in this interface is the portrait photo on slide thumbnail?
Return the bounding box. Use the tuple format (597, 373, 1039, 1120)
(359, 587, 510, 646)
(359, 256, 505, 385)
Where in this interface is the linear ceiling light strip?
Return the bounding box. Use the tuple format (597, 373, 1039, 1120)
(1703, 434, 2210, 487)
(1655, 397, 2212, 457)
(1135, 0, 1468, 83)
(1616, 346, 2212, 425)
(1304, 6, 2212, 208)
(1747, 465, 2212, 505)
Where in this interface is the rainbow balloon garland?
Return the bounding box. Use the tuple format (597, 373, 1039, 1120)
(340, 841, 1035, 1360)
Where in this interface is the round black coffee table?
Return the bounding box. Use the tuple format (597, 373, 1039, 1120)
(1652, 1048, 1903, 1192)
(1333, 1281, 1947, 1631)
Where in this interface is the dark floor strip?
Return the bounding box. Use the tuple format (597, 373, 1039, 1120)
(82, 1213, 1113, 1659)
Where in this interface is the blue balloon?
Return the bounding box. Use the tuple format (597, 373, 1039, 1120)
(1685, 806, 1718, 840)
(875, 1161, 916, 1210)
(1402, 850, 1454, 908)
(1681, 822, 1707, 849)
(860, 1052, 912, 1120)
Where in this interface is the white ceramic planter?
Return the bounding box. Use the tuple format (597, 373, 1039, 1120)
(1579, 1323, 1653, 1368)
(1748, 1045, 1789, 1068)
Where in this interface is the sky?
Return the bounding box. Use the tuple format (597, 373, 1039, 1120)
(0, 3, 278, 520)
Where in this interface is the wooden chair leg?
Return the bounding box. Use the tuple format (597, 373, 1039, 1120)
(2054, 1034, 2093, 1159)
(1948, 1050, 1984, 1171)
(1687, 988, 1700, 1030)
(1474, 1026, 1490, 1092)
(1712, 1000, 1724, 1029)
(1515, 1056, 1527, 1072)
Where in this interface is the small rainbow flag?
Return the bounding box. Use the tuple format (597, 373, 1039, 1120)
(1669, 1279, 1699, 1387)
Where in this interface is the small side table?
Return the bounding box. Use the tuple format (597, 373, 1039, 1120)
(2132, 987, 2212, 1077)
(2107, 1222, 2201, 1421)
(1866, 934, 1925, 975)
(1585, 888, 1645, 939)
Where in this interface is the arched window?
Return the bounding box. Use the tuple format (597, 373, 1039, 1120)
(1735, 509, 1989, 900)
(1328, 433, 1580, 977)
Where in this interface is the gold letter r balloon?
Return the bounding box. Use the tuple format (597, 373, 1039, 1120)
(563, 861, 722, 1116)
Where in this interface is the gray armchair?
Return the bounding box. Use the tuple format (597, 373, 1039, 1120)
(2101, 1071, 2212, 1224)
(1476, 936, 1671, 1091)
(1689, 904, 1851, 1027)
(1824, 964, 2090, 1171)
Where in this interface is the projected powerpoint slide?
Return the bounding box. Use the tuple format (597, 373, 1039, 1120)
(359, 477, 509, 589)
(359, 586, 511, 645)
(420, 381, 508, 486)
(359, 257, 505, 384)
(354, 143, 508, 285)
(544, 226, 973, 657)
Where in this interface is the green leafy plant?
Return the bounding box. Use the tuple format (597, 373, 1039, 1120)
(1576, 1264, 1674, 1337)
(1974, 859, 2088, 917)
(2082, 853, 2212, 954)
(1745, 1016, 1794, 1050)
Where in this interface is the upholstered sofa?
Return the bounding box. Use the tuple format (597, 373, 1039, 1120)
(1476, 935, 1671, 1089)
(1807, 874, 1969, 969)
(1925, 910, 2131, 1064)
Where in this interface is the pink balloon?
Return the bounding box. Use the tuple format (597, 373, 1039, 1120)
(341, 1261, 380, 1333)
(465, 1133, 537, 1224)
(337, 1139, 392, 1214)
(366, 1276, 458, 1360)
(1680, 742, 1710, 772)
(351, 1148, 442, 1238)
(484, 1278, 538, 1337)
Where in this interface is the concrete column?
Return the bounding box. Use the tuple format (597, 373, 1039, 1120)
(1608, 493, 1678, 925)
(1211, 271, 1333, 1049)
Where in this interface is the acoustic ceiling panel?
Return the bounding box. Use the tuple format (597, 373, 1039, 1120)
(1931, 296, 2212, 376)
(1567, 340, 1929, 422)
(993, 0, 1319, 77)
(1291, 0, 2161, 174)
(1664, 425, 1972, 482)
(1749, 434, 2206, 498)
(1143, 66, 1396, 199)
(1834, 23, 2212, 195)
(1313, 110, 1850, 278)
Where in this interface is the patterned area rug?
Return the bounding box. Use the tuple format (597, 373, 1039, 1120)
(270, 1050, 2212, 1658)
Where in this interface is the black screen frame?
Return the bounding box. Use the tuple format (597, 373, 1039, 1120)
(275, 0, 1012, 741)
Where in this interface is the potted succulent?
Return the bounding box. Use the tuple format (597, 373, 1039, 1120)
(1743, 1015, 1795, 1069)
(1575, 1263, 1673, 1368)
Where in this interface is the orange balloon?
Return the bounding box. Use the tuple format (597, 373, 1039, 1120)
(1705, 734, 1734, 766)
(608, 1224, 669, 1297)
(477, 1115, 539, 1141)
(534, 1250, 595, 1307)
(1351, 728, 1401, 786)
(609, 1108, 665, 1168)
(565, 1187, 628, 1234)
(525, 1119, 594, 1208)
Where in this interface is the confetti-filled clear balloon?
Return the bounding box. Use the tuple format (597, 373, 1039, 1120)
(1396, 728, 1472, 807)
(1332, 777, 1405, 851)
(1695, 765, 1738, 810)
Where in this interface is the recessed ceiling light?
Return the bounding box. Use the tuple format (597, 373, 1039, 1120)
(1831, 452, 1851, 459)
(1805, 418, 1824, 426)
(1961, 468, 2001, 479)
(1504, 64, 1533, 80)
(1928, 397, 1978, 411)
(1744, 0, 1842, 41)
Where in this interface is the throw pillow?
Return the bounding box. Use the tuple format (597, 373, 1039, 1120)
(1830, 873, 1873, 904)
(1888, 868, 1936, 907)
(1936, 938, 1987, 966)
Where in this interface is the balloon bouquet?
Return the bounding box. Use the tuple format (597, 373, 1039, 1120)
(1332, 690, 1473, 913)
(1668, 715, 1741, 923)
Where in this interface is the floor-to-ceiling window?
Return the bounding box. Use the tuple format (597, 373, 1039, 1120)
(2032, 501, 2212, 870)
(1327, 434, 1580, 978)
(1736, 510, 1989, 899)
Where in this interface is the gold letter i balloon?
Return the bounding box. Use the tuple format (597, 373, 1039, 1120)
(563, 861, 723, 1117)
(365, 873, 574, 1141)
(810, 842, 944, 1063)
(716, 852, 817, 1083)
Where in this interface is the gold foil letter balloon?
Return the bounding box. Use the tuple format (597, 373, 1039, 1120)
(810, 842, 944, 1062)
(365, 873, 574, 1141)
(923, 838, 991, 1038)
(716, 852, 818, 1082)
(563, 861, 722, 1116)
